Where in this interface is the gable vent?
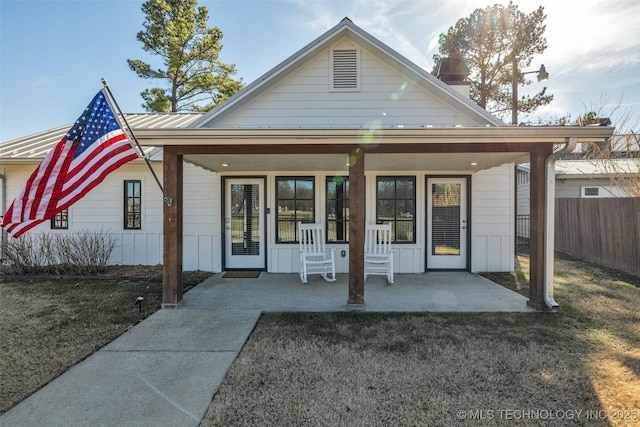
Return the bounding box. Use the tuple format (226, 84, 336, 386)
(331, 48, 359, 91)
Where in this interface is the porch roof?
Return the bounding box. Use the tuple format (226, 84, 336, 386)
(1, 123, 614, 173)
(139, 125, 614, 173)
(133, 125, 614, 146)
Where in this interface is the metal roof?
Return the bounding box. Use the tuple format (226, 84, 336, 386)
(555, 159, 639, 176)
(0, 113, 202, 160)
(519, 158, 639, 176)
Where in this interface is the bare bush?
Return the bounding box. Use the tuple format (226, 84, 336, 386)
(581, 132, 640, 197)
(575, 94, 640, 197)
(56, 230, 116, 274)
(2, 234, 49, 274)
(1, 230, 116, 275)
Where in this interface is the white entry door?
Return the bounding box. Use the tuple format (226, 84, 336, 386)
(427, 177, 468, 269)
(224, 178, 265, 269)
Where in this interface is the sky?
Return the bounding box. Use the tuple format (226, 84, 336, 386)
(1, 0, 639, 142)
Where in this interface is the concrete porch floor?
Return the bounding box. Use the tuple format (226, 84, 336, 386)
(185, 271, 532, 313)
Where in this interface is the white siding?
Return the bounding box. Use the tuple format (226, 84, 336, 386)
(183, 162, 221, 272)
(516, 168, 530, 216)
(262, 171, 425, 275)
(205, 37, 481, 129)
(4, 163, 516, 274)
(471, 164, 515, 272)
(2, 162, 219, 272)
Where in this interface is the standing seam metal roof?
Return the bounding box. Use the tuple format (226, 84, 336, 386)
(0, 113, 203, 159)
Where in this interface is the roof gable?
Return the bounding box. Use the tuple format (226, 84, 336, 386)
(191, 18, 504, 129)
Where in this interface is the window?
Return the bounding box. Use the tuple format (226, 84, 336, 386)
(376, 176, 415, 243)
(276, 177, 314, 243)
(326, 176, 349, 242)
(583, 187, 599, 197)
(331, 47, 359, 91)
(124, 180, 141, 229)
(517, 170, 529, 185)
(51, 209, 68, 229)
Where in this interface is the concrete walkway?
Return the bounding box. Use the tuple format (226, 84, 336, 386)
(1, 272, 530, 426)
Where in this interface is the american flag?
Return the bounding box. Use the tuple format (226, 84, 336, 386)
(1, 90, 139, 238)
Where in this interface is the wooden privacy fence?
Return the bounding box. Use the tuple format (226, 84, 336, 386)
(555, 198, 640, 277)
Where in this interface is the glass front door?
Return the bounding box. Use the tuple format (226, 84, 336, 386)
(224, 178, 265, 269)
(427, 177, 468, 269)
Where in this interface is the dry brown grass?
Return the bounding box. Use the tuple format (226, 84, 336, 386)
(0, 267, 212, 414)
(0, 280, 163, 413)
(203, 254, 639, 427)
(204, 314, 605, 426)
(2, 258, 638, 426)
(553, 254, 640, 424)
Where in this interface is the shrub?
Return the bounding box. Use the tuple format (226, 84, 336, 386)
(1, 234, 48, 274)
(1, 230, 116, 275)
(57, 230, 116, 274)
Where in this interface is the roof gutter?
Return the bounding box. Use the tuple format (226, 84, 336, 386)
(544, 137, 578, 310)
(132, 126, 615, 146)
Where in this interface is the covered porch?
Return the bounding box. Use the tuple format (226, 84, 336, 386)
(184, 272, 531, 313)
(138, 126, 613, 311)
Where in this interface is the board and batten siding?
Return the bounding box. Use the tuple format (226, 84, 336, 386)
(4, 162, 516, 274)
(264, 170, 426, 275)
(206, 37, 480, 129)
(1, 162, 220, 272)
(263, 167, 516, 275)
(182, 162, 222, 272)
(471, 164, 515, 272)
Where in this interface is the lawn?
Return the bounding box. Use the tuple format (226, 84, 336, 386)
(202, 254, 639, 426)
(1, 256, 638, 426)
(0, 266, 211, 414)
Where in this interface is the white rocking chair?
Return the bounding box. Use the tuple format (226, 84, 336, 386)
(364, 223, 394, 284)
(299, 222, 336, 283)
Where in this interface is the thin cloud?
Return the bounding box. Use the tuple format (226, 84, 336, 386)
(30, 76, 62, 88)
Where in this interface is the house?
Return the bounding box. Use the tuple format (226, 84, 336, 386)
(518, 135, 639, 205)
(0, 18, 613, 310)
(516, 137, 639, 240)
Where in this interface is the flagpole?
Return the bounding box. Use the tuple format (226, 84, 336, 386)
(101, 79, 173, 207)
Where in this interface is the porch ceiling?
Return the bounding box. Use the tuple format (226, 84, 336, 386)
(184, 152, 528, 173)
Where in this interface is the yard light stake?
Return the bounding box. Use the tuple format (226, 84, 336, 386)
(135, 296, 144, 314)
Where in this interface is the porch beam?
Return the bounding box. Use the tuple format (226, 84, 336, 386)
(348, 147, 365, 308)
(528, 144, 553, 310)
(162, 145, 184, 308)
(366, 143, 552, 154)
(170, 142, 553, 156)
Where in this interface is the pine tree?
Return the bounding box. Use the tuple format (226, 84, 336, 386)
(127, 0, 243, 112)
(433, 1, 552, 121)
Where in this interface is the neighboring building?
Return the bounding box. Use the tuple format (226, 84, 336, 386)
(0, 18, 613, 309)
(515, 135, 638, 245)
(517, 138, 639, 225)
